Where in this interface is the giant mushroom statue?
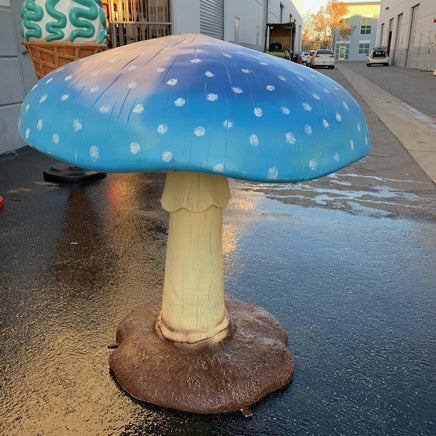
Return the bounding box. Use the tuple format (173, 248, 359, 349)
(18, 34, 369, 414)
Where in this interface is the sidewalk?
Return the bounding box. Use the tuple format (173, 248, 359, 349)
(336, 62, 436, 184)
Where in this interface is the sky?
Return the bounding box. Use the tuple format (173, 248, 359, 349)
(302, 0, 366, 15)
(303, 0, 328, 15)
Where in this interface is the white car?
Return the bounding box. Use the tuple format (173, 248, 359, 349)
(310, 49, 335, 69)
(367, 47, 389, 66)
(300, 51, 310, 65)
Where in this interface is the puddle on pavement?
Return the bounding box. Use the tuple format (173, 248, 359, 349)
(232, 172, 436, 220)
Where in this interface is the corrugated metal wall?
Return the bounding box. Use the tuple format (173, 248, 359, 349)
(200, 0, 224, 40)
(0, 0, 36, 154)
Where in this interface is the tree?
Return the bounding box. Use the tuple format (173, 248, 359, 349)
(312, 0, 350, 48)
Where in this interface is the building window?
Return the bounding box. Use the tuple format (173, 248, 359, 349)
(360, 17, 372, 34)
(234, 17, 240, 43)
(358, 40, 370, 55)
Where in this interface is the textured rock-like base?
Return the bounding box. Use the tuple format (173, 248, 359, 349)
(109, 294, 295, 414)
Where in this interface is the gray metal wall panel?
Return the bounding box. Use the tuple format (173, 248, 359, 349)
(200, 0, 224, 40)
(0, 8, 17, 56)
(0, 58, 24, 105)
(0, 105, 24, 154)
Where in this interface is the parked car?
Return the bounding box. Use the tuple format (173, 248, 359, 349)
(305, 50, 316, 65)
(367, 47, 389, 66)
(301, 51, 310, 65)
(310, 49, 335, 69)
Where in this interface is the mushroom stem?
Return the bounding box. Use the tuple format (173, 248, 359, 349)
(157, 171, 231, 343)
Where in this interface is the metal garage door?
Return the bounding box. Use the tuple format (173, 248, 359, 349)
(200, 0, 224, 40)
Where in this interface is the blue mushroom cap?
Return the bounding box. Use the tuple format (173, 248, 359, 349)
(19, 33, 369, 182)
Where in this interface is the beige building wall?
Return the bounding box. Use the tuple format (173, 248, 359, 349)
(378, 0, 436, 70)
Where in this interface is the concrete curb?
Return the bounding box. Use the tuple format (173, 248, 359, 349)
(337, 64, 436, 184)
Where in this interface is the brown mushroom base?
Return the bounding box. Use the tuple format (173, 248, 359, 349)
(109, 294, 295, 414)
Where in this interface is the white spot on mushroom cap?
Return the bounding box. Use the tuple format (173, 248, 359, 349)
(190, 58, 201, 63)
(213, 163, 224, 173)
(223, 120, 233, 129)
(132, 104, 144, 114)
(312, 93, 320, 100)
(309, 159, 317, 170)
(162, 151, 173, 162)
(127, 65, 138, 71)
(207, 93, 218, 101)
(128, 82, 137, 89)
(303, 103, 312, 111)
(336, 113, 342, 122)
(268, 167, 278, 179)
(357, 123, 361, 132)
(39, 94, 48, 103)
(343, 101, 349, 110)
(334, 152, 340, 161)
(223, 53, 232, 58)
(25, 104, 30, 112)
(174, 98, 186, 107)
(61, 94, 69, 101)
(130, 142, 140, 154)
(65, 74, 73, 81)
(156, 67, 165, 73)
(232, 87, 243, 94)
(45, 77, 53, 84)
(73, 120, 82, 132)
(285, 132, 296, 144)
(53, 133, 59, 144)
(36, 119, 43, 130)
(278, 75, 286, 81)
(25, 128, 30, 139)
(241, 68, 250, 73)
(281, 106, 290, 115)
(266, 85, 275, 91)
(249, 134, 259, 146)
(157, 124, 168, 135)
(350, 139, 355, 150)
(89, 145, 99, 160)
(99, 105, 111, 114)
(253, 107, 263, 117)
(205, 71, 215, 78)
(194, 126, 206, 137)
(167, 78, 178, 86)
(90, 87, 99, 93)
(305, 124, 313, 135)
(323, 119, 329, 128)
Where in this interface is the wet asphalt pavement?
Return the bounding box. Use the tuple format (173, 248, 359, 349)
(1, 64, 435, 435)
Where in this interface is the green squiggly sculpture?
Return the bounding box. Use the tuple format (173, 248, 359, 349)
(97, 0, 107, 44)
(22, 0, 44, 41)
(45, 0, 67, 42)
(69, 0, 99, 42)
(20, 2, 28, 37)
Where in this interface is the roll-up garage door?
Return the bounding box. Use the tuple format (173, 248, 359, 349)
(200, 0, 224, 40)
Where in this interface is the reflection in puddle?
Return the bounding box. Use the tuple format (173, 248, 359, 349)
(231, 172, 436, 219)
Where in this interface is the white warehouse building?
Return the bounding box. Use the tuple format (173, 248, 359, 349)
(377, 0, 436, 70)
(1, 0, 302, 155)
